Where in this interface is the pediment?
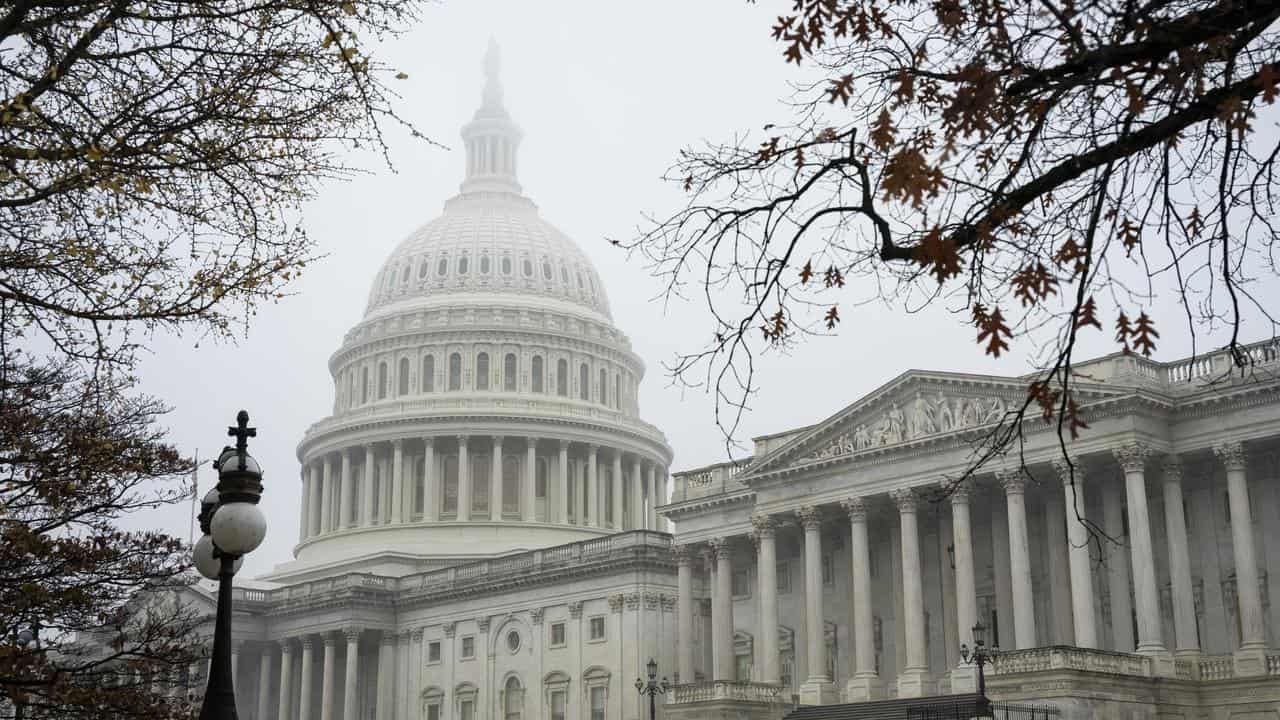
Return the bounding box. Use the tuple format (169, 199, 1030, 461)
(745, 370, 1124, 477)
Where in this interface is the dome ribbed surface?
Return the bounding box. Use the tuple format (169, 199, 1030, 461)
(363, 192, 612, 321)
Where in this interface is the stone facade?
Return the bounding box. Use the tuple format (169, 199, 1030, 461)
(664, 340, 1280, 719)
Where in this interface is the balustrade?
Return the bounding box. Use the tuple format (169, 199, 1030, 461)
(666, 681, 785, 705)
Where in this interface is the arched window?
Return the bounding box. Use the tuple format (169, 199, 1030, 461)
(480, 254, 491, 274)
(523, 258, 533, 277)
(599, 368, 608, 406)
(348, 372, 357, 408)
(442, 455, 459, 516)
(401, 266, 410, 284)
(614, 374, 621, 410)
(360, 367, 369, 404)
(536, 459, 548, 498)
(579, 364, 589, 401)
(503, 676, 523, 720)
(504, 353, 517, 391)
(556, 359, 568, 396)
(502, 456, 520, 516)
(561, 267, 569, 285)
(476, 352, 490, 390)
(398, 357, 410, 396)
(531, 356, 544, 393)
(502, 256, 512, 275)
(422, 355, 435, 392)
(542, 261, 552, 280)
(418, 261, 430, 279)
(577, 272, 584, 288)
(458, 255, 469, 275)
(437, 256, 449, 276)
(377, 362, 388, 400)
(449, 353, 462, 391)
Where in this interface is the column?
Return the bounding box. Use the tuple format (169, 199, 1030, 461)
(1101, 478, 1135, 651)
(798, 505, 834, 704)
(361, 444, 375, 527)
(1161, 458, 1198, 658)
(298, 636, 315, 720)
(319, 634, 336, 720)
(524, 438, 537, 521)
(631, 458, 644, 530)
(659, 469, 670, 531)
(491, 436, 503, 520)
(839, 497, 880, 700)
(998, 469, 1037, 649)
(647, 465, 659, 530)
(322, 456, 335, 532)
(308, 463, 323, 537)
(342, 629, 361, 720)
(752, 515, 780, 685)
(585, 445, 599, 527)
(891, 488, 931, 697)
(1054, 458, 1098, 649)
(1113, 443, 1166, 657)
(674, 545, 696, 683)
(457, 436, 471, 521)
(611, 452, 624, 529)
(391, 439, 405, 524)
(558, 441, 570, 524)
(947, 484, 980, 690)
(709, 537, 735, 680)
(277, 641, 294, 720)
(339, 449, 354, 529)
(1215, 441, 1267, 674)
(256, 644, 273, 720)
(375, 632, 395, 720)
(423, 438, 436, 521)
(299, 467, 311, 542)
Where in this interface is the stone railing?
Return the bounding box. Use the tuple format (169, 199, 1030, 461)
(1072, 337, 1280, 391)
(1269, 654, 1280, 676)
(1198, 655, 1234, 681)
(667, 681, 785, 705)
(249, 530, 672, 607)
(991, 646, 1152, 677)
(672, 460, 752, 501)
(1174, 659, 1195, 681)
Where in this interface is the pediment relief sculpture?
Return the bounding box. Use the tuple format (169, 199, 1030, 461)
(805, 390, 1010, 462)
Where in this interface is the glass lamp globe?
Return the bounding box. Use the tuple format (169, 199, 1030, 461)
(210, 501, 267, 556)
(193, 534, 245, 579)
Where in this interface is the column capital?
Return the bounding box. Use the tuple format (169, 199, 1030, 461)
(1113, 442, 1153, 472)
(380, 631, 397, 646)
(392, 438, 404, 450)
(569, 601, 584, 619)
(411, 628, 424, 642)
(526, 436, 538, 449)
(457, 435, 469, 447)
(322, 632, 338, 648)
(608, 593, 625, 614)
(442, 622, 456, 638)
(841, 496, 869, 521)
(1161, 456, 1184, 483)
(476, 617, 490, 633)
(586, 443, 599, 455)
(343, 627, 363, 643)
(280, 640, 294, 657)
(363, 442, 375, 452)
(708, 536, 734, 561)
(1052, 456, 1085, 487)
(492, 435, 504, 446)
(797, 505, 823, 531)
(1214, 441, 1247, 471)
(890, 487, 918, 513)
(559, 439, 570, 451)
(751, 513, 777, 539)
(945, 480, 971, 506)
(531, 608, 545, 626)
(423, 436, 435, 448)
(396, 629, 413, 643)
(672, 544, 696, 566)
(300, 636, 316, 651)
(997, 468, 1027, 495)
(342, 447, 353, 459)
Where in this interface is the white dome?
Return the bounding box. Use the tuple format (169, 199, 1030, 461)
(364, 191, 612, 321)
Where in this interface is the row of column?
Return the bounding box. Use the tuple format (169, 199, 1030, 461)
(299, 437, 668, 540)
(674, 440, 1269, 704)
(246, 628, 409, 720)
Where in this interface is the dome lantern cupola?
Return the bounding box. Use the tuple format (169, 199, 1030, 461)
(459, 39, 522, 196)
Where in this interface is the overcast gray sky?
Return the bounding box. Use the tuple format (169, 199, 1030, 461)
(133, 0, 1274, 579)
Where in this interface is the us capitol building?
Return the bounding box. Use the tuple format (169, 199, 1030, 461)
(188, 46, 1280, 720)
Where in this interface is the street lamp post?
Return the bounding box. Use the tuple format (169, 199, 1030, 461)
(959, 622, 998, 718)
(13, 624, 39, 720)
(634, 658, 670, 720)
(192, 411, 267, 720)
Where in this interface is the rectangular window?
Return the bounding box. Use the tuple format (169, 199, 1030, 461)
(427, 704, 440, 720)
(551, 622, 566, 647)
(589, 616, 606, 641)
(777, 562, 791, 594)
(732, 568, 751, 598)
(428, 641, 441, 663)
(735, 654, 752, 681)
(590, 686, 606, 720)
(461, 635, 475, 659)
(822, 553, 834, 586)
(460, 700, 474, 720)
(550, 690, 566, 720)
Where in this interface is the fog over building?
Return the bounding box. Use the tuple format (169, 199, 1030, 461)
(177, 44, 1280, 720)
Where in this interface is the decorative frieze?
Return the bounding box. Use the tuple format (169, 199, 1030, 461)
(805, 391, 1011, 462)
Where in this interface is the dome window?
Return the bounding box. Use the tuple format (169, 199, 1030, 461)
(476, 352, 490, 390)
(418, 261, 429, 279)
(503, 353, 517, 391)
(438, 257, 449, 277)
(531, 356, 544, 393)
(401, 266, 410, 283)
(576, 272, 584, 289)
(561, 267, 569, 285)
(360, 367, 369, 404)
(542, 261, 552, 280)
(522, 258, 533, 277)
(556, 359, 568, 397)
(480, 254, 491, 274)
(579, 364, 589, 401)
(502, 256, 512, 275)
(377, 362, 389, 400)
(459, 255, 469, 275)
(448, 353, 462, 391)
(398, 357, 410, 396)
(599, 368, 608, 406)
(422, 355, 435, 392)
